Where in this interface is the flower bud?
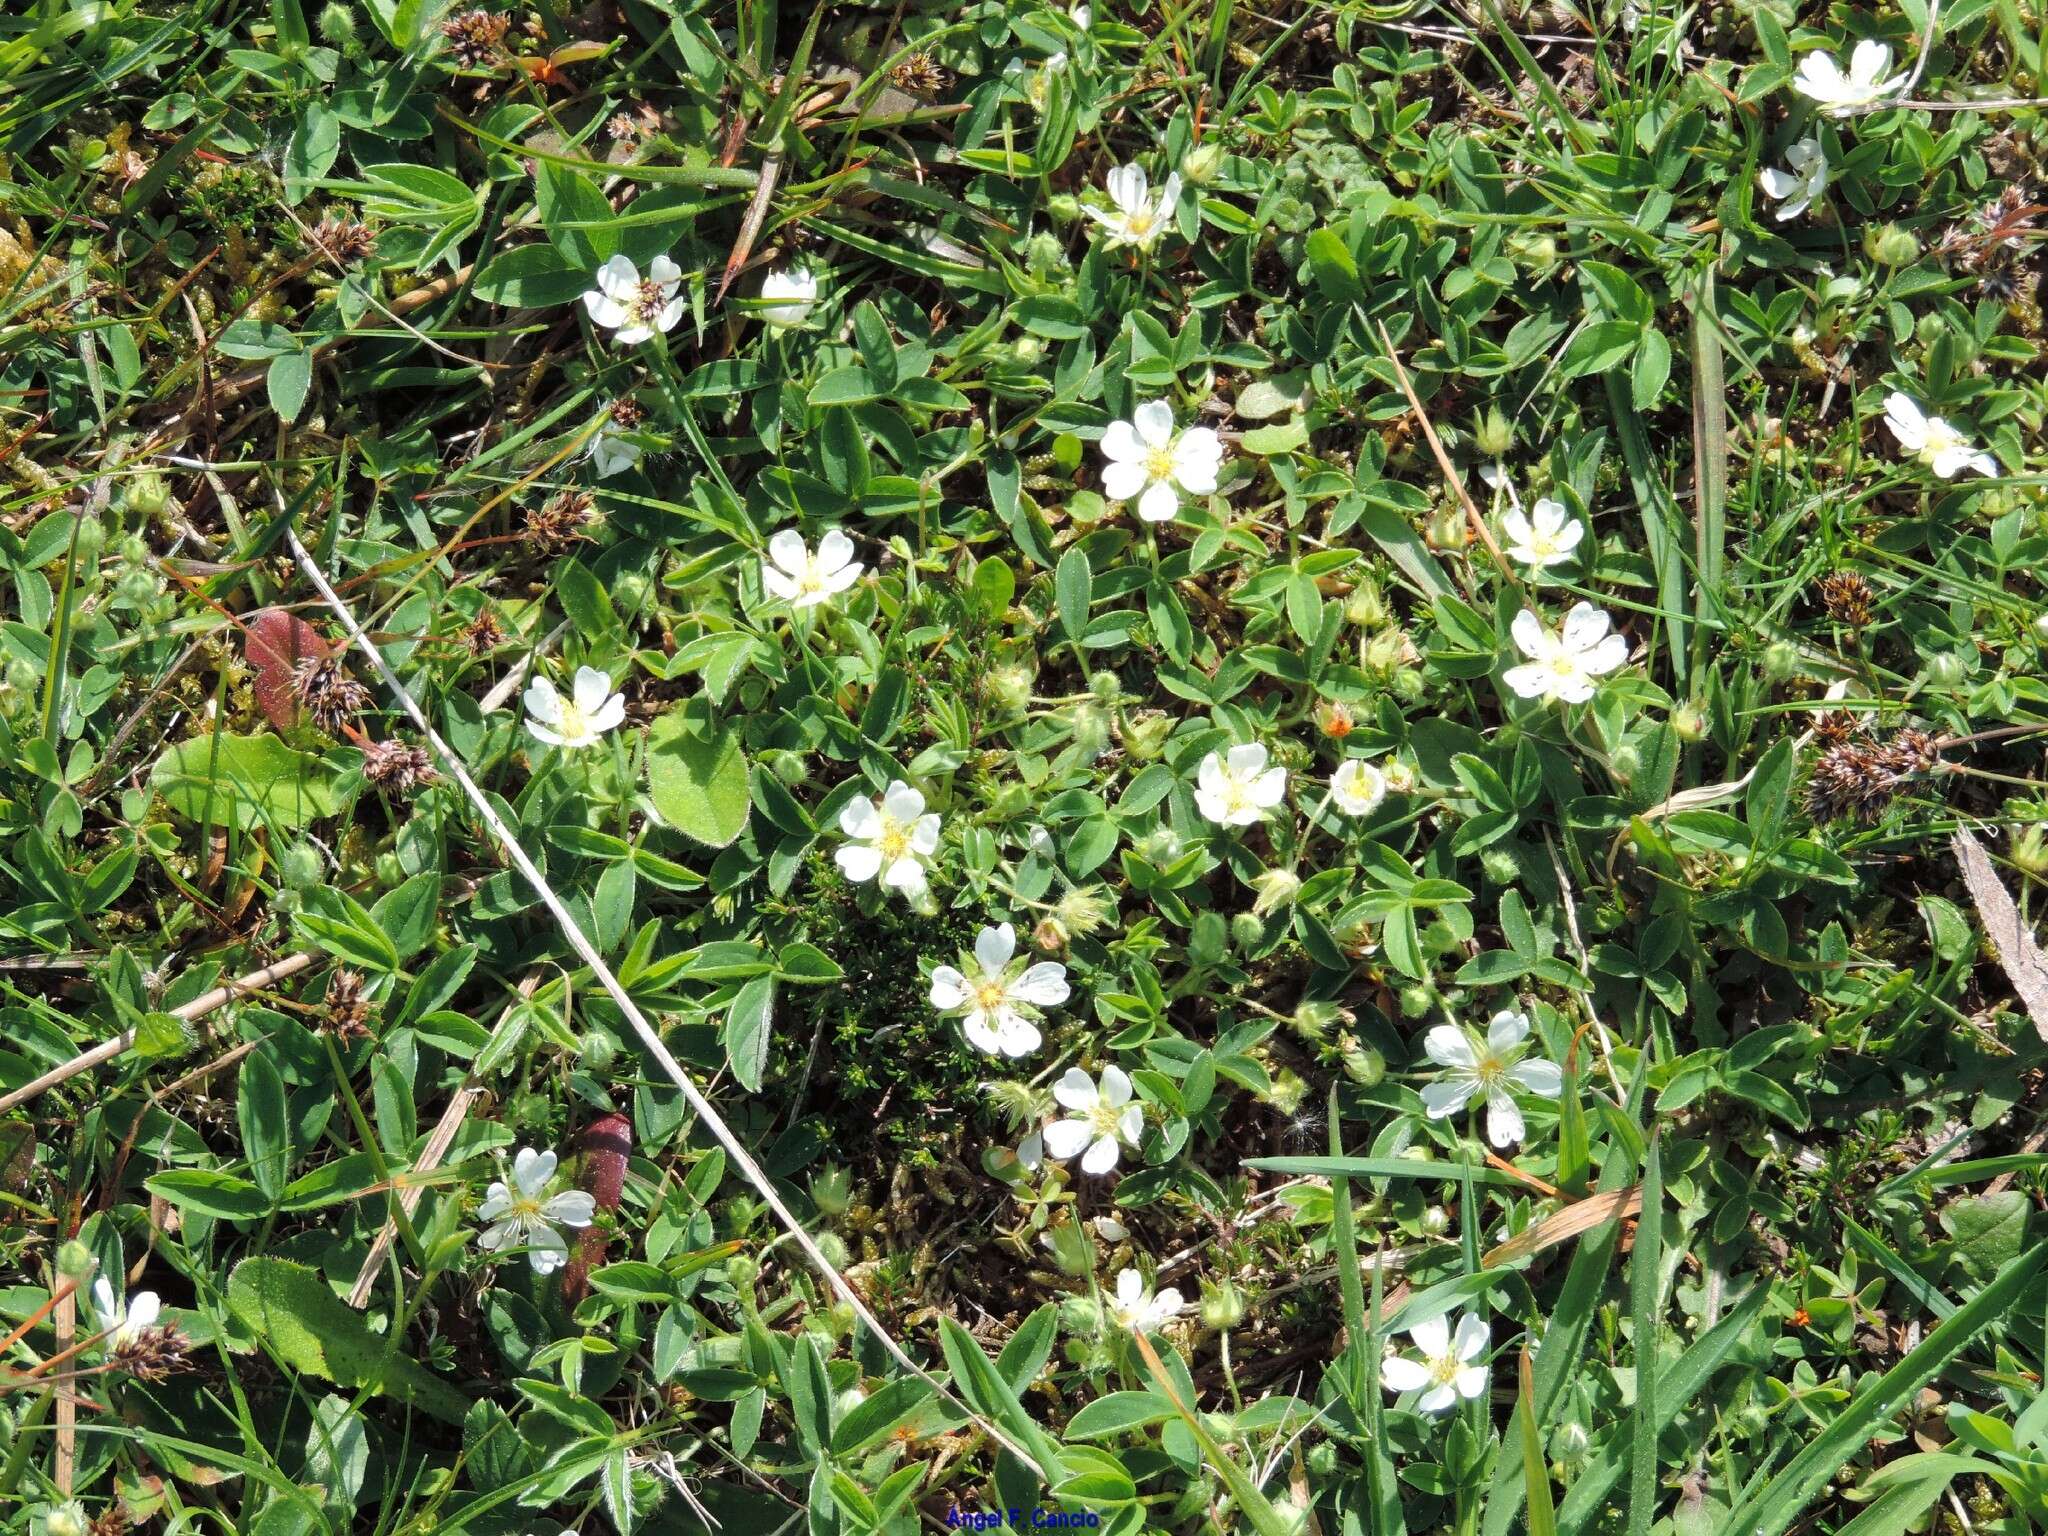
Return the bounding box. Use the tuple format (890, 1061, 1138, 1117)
(1012, 335, 1043, 365)
(985, 662, 1034, 713)
(725, 1254, 758, 1291)
(1425, 501, 1469, 550)
(1266, 1067, 1308, 1116)
(810, 1163, 853, 1218)
(1480, 846, 1522, 886)
(1047, 193, 1081, 225)
(1200, 1278, 1247, 1330)
(1924, 650, 1967, 688)
(812, 1230, 850, 1268)
(56, 1240, 97, 1285)
(1673, 701, 1708, 742)
(1067, 700, 1111, 756)
(1181, 142, 1225, 185)
(1315, 699, 1355, 738)
(1761, 639, 1802, 681)
(1390, 666, 1427, 703)
(45, 1503, 88, 1536)
(2011, 825, 2048, 878)
(1054, 885, 1115, 937)
(1118, 709, 1173, 760)
(766, 749, 812, 789)
(1135, 825, 1182, 865)
(124, 469, 170, 518)
(1554, 1420, 1591, 1465)
(1363, 628, 1406, 677)
(1507, 231, 1560, 275)
(1341, 1040, 1385, 1087)
(1383, 759, 1418, 794)
(1033, 915, 1069, 951)
(1344, 578, 1388, 627)
(1474, 406, 1514, 459)
(1864, 222, 1919, 266)
(1291, 999, 1341, 1042)
(1398, 983, 1434, 1020)
(578, 1030, 616, 1073)
(1230, 910, 1266, 951)
(318, 0, 358, 47)
(1251, 868, 1300, 915)
(1419, 1204, 1450, 1236)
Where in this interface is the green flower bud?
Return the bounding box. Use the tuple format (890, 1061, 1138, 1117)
(725, 1254, 757, 1291)
(1012, 335, 1043, 364)
(1506, 231, 1560, 275)
(812, 1230, 850, 1268)
(45, 1503, 89, 1536)
(610, 572, 650, 614)
(1230, 910, 1266, 951)
(985, 662, 1035, 713)
(124, 469, 170, 518)
(1673, 701, 1708, 742)
(578, 1030, 616, 1074)
(1383, 759, 1418, 794)
(1398, 983, 1434, 1020)
(1474, 406, 1514, 459)
(1088, 669, 1124, 702)
(373, 852, 405, 888)
(1135, 825, 1182, 865)
(279, 841, 323, 888)
(1419, 1204, 1450, 1235)
(1200, 1277, 1247, 1330)
(1252, 867, 1300, 915)
(1761, 639, 1802, 681)
(1181, 142, 1225, 185)
(2011, 825, 2048, 878)
(1047, 193, 1081, 225)
(1068, 700, 1111, 755)
(1341, 1040, 1385, 1087)
(1390, 666, 1427, 703)
(1864, 222, 1919, 266)
(810, 1163, 853, 1218)
(1554, 1420, 1591, 1465)
(1053, 885, 1116, 938)
(767, 749, 812, 789)
(317, 0, 358, 47)
(1118, 708, 1173, 760)
(70, 516, 104, 568)
(1291, 999, 1342, 1042)
(1925, 650, 1967, 688)
(56, 1240, 97, 1284)
(1266, 1067, 1308, 1115)
(1344, 577, 1389, 628)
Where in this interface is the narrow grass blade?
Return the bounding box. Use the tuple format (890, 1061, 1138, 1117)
(1604, 373, 1689, 689)
(1688, 269, 1728, 681)
(1721, 1236, 2048, 1536)
(1519, 1351, 1558, 1536)
(1626, 1132, 1663, 1536)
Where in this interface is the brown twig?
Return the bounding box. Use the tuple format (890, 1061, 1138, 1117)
(0, 953, 315, 1116)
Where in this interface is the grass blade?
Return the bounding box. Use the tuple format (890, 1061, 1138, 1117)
(1519, 1351, 1558, 1536)
(1626, 1131, 1663, 1536)
(1688, 268, 1729, 681)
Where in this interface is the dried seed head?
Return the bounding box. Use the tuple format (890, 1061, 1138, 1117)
(525, 491, 596, 552)
(1804, 728, 1945, 824)
(309, 215, 376, 266)
(441, 8, 509, 67)
(1816, 572, 1874, 627)
(608, 396, 647, 429)
(323, 968, 375, 1041)
(114, 1325, 193, 1381)
(87, 1504, 131, 1536)
(361, 739, 438, 796)
(459, 609, 505, 656)
(891, 51, 952, 97)
(290, 653, 371, 735)
(1316, 699, 1355, 738)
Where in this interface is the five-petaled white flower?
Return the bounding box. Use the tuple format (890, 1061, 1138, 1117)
(930, 922, 1070, 1058)
(92, 1277, 160, 1351)
(476, 1147, 596, 1275)
(1758, 138, 1829, 222)
(1045, 1064, 1144, 1174)
(1502, 603, 1630, 705)
(524, 666, 626, 749)
(1421, 1009, 1564, 1149)
(1331, 759, 1387, 817)
(582, 254, 684, 345)
(1195, 743, 1288, 827)
(1791, 39, 1907, 115)
(1099, 401, 1223, 523)
(1382, 1313, 1491, 1414)
(1502, 497, 1585, 570)
(757, 267, 820, 329)
(1884, 392, 1997, 478)
(1086, 164, 1182, 250)
(588, 422, 642, 479)
(762, 528, 863, 609)
(1108, 1268, 1183, 1331)
(836, 779, 941, 894)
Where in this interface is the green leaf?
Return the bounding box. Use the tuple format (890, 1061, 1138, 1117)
(238, 1045, 291, 1202)
(150, 733, 345, 833)
(722, 974, 775, 1093)
(146, 1169, 271, 1220)
(1056, 547, 1092, 646)
(647, 710, 752, 849)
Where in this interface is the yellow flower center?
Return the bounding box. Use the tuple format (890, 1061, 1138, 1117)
(973, 979, 1009, 1014)
(1126, 210, 1155, 238)
(1527, 529, 1560, 557)
(1088, 1103, 1124, 1138)
(1429, 1353, 1463, 1387)
(1144, 445, 1177, 480)
(556, 700, 593, 741)
(876, 818, 913, 862)
(1548, 654, 1580, 679)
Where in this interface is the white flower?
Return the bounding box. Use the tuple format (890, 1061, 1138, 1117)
(1044, 1064, 1144, 1175)
(1194, 743, 1288, 827)
(1092, 1215, 1128, 1241)
(1883, 392, 1997, 478)
(836, 779, 941, 894)
(1108, 1267, 1183, 1331)
(1502, 497, 1584, 570)
(1381, 1313, 1491, 1414)
(475, 1147, 596, 1275)
(929, 921, 1070, 1058)
(1015, 1130, 1046, 1172)
(1099, 401, 1223, 523)
(1085, 164, 1182, 249)
(587, 423, 642, 478)
(1478, 461, 1521, 510)
(1791, 39, 1907, 115)
(1502, 603, 1630, 705)
(1331, 759, 1387, 817)
(761, 528, 863, 609)
(1420, 1009, 1565, 1148)
(523, 666, 626, 749)
(757, 266, 819, 329)
(1758, 137, 1829, 222)
(581, 254, 684, 345)
(91, 1276, 160, 1351)
(1383, 759, 1418, 795)
(1069, 3, 1092, 27)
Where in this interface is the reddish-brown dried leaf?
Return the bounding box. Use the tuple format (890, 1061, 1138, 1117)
(244, 609, 334, 731)
(560, 1113, 632, 1301)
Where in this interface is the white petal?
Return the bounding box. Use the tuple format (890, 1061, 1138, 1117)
(582, 291, 628, 328)
(1043, 1118, 1094, 1160)
(880, 855, 928, 891)
(1011, 962, 1070, 1006)
(476, 1218, 521, 1252)
(1486, 1010, 1530, 1053)
(1250, 766, 1288, 808)
(1105, 163, 1149, 214)
(1417, 1383, 1458, 1414)
(1098, 1064, 1133, 1106)
(1117, 1104, 1144, 1144)
(525, 1225, 569, 1274)
(1101, 418, 1145, 463)
(882, 780, 925, 822)
(125, 1292, 161, 1332)
(768, 528, 811, 576)
(544, 1190, 596, 1227)
(1132, 400, 1176, 448)
(1502, 507, 1535, 545)
(839, 796, 881, 839)
(647, 253, 682, 286)
(1510, 1059, 1563, 1097)
(1510, 608, 1548, 660)
(963, 1014, 1004, 1054)
(1409, 1315, 1450, 1356)
(1485, 1090, 1526, 1148)
(1225, 743, 1268, 776)
(513, 1146, 555, 1197)
(595, 254, 640, 299)
(908, 814, 942, 855)
(1502, 661, 1553, 701)
(1102, 459, 1150, 502)
(1380, 1355, 1432, 1394)
(1849, 38, 1893, 87)
(477, 1182, 513, 1220)
(1116, 1269, 1146, 1309)
(523, 676, 562, 727)
(1053, 1067, 1098, 1110)
(835, 843, 883, 883)
(1560, 602, 1613, 654)
(1080, 1135, 1120, 1174)
(1454, 1364, 1490, 1401)
(929, 965, 971, 1009)
(1421, 1078, 1479, 1120)
(996, 1014, 1041, 1057)
(571, 666, 612, 716)
(1453, 1313, 1491, 1361)
(975, 923, 1015, 974)
(1582, 634, 1630, 676)
(1135, 480, 1181, 522)
(816, 528, 855, 573)
(1424, 1025, 1478, 1069)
